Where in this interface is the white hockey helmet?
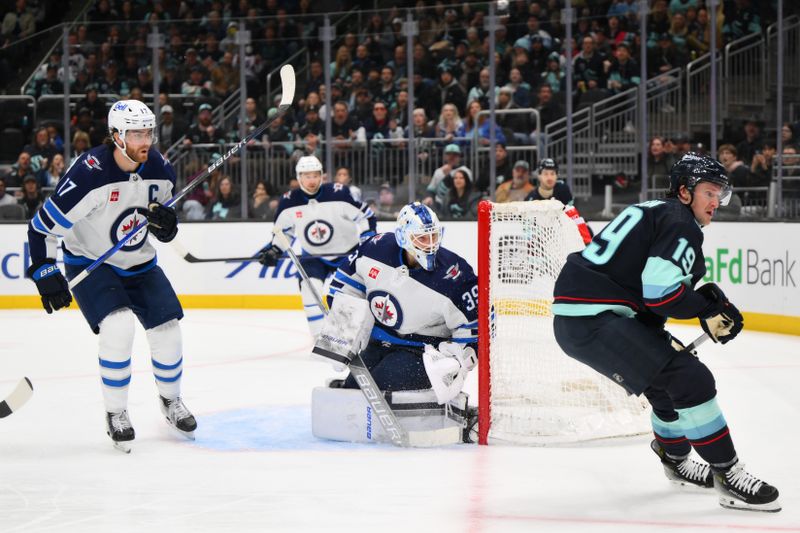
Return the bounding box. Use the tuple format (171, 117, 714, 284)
(395, 202, 444, 271)
(296, 155, 324, 194)
(108, 99, 157, 140)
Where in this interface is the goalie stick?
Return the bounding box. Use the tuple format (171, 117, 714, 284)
(272, 231, 411, 447)
(0, 378, 33, 418)
(68, 64, 296, 290)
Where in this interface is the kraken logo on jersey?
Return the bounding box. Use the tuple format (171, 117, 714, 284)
(110, 207, 149, 251)
(303, 220, 335, 246)
(368, 290, 404, 328)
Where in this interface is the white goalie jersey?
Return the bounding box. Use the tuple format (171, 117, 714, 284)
(327, 233, 479, 349)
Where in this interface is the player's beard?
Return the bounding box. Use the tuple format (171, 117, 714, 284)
(125, 142, 150, 163)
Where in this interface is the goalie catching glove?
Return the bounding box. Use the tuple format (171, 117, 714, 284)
(142, 202, 178, 242)
(423, 342, 477, 404)
(696, 283, 743, 344)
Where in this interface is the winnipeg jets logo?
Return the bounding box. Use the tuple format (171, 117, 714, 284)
(83, 155, 103, 171)
(110, 207, 149, 251)
(368, 291, 403, 328)
(303, 220, 334, 246)
(444, 263, 461, 280)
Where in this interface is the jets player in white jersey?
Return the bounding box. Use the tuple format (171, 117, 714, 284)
(258, 155, 376, 336)
(326, 202, 478, 413)
(26, 99, 196, 450)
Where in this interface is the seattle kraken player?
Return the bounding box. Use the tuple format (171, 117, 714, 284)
(552, 153, 779, 512)
(26, 100, 197, 450)
(258, 155, 376, 336)
(327, 202, 478, 405)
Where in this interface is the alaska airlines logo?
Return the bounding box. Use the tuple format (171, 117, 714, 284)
(368, 290, 403, 328)
(110, 207, 149, 251)
(83, 155, 103, 171)
(304, 220, 334, 246)
(444, 263, 461, 280)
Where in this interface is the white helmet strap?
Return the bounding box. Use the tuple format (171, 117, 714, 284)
(113, 130, 139, 165)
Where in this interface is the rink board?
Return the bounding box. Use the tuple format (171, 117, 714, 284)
(0, 221, 798, 335)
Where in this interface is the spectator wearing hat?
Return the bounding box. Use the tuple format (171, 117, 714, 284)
(182, 65, 212, 97)
(526, 158, 574, 204)
(97, 60, 129, 96)
(185, 103, 226, 147)
(441, 166, 483, 220)
(298, 104, 323, 138)
(0, 177, 16, 207)
(437, 64, 467, 116)
(541, 52, 565, 94)
(18, 175, 43, 219)
(647, 0, 672, 46)
(262, 107, 294, 156)
(478, 142, 513, 191)
(673, 133, 692, 158)
(607, 42, 641, 93)
(179, 47, 205, 80)
(425, 143, 465, 209)
(496, 160, 535, 203)
(25, 63, 63, 98)
(158, 105, 187, 151)
(735, 118, 764, 166)
(374, 182, 398, 220)
(524, 15, 553, 50)
(648, 32, 687, 77)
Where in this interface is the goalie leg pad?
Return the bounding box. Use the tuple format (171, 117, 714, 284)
(313, 292, 374, 368)
(312, 386, 467, 445)
(145, 319, 183, 399)
(98, 308, 136, 413)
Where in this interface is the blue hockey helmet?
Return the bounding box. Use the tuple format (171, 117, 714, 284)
(667, 152, 731, 205)
(395, 202, 443, 271)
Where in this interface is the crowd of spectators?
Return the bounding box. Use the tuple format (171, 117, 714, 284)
(2, 0, 795, 222)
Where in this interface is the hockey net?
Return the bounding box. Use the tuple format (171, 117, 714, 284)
(477, 200, 650, 445)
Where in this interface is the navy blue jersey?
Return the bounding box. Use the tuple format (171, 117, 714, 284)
(28, 144, 176, 272)
(525, 181, 573, 204)
(272, 183, 376, 260)
(328, 233, 479, 349)
(553, 198, 709, 320)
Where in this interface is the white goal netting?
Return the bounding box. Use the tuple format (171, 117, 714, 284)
(480, 201, 650, 445)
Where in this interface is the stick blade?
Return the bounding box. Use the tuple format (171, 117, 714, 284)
(278, 65, 296, 107)
(0, 378, 34, 418)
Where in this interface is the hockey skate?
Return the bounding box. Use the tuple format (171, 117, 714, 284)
(714, 463, 781, 512)
(106, 410, 135, 454)
(462, 406, 479, 444)
(159, 396, 197, 440)
(651, 439, 713, 489)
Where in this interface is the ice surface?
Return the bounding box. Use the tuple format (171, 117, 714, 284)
(0, 309, 797, 532)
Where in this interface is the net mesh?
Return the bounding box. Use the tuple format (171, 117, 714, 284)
(485, 201, 650, 445)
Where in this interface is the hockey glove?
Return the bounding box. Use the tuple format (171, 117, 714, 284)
(423, 342, 476, 404)
(27, 260, 72, 314)
(667, 333, 697, 356)
(696, 283, 743, 344)
(143, 202, 178, 243)
(257, 245, 282, 267)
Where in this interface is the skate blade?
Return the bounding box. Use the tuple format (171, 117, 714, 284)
(112, 441, 132, 454)
(164, 419, 196, 441)
(718, 495, 782, 513)
(668, 479, 713, 491)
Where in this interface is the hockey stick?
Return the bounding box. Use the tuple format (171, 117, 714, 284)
(169, 239, 263, 263)
(685, 332, 709, 352)
(68, 65, 296, 290)
(0, 377, 33, 418)
(273, 231, 412, 447)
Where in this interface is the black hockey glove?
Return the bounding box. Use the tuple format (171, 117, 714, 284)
(696, 283, 743, 344)
(27, 260, 72, 314)
(143, 202, 178, 243)
(257, 245, 283, 267)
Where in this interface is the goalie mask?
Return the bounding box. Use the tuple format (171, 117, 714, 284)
(107, 99, 157, 164)
(395, 202, 443, 271)
(296, 155, 324, 195)
(667, 152, 731, 206)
